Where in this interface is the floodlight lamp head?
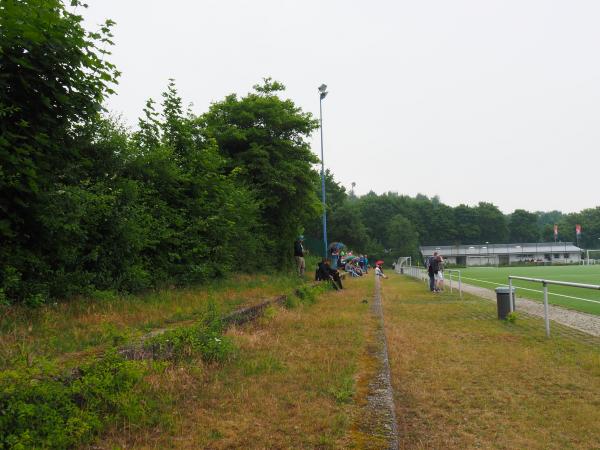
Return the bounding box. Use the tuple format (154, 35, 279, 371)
(318, 84, 328, 99)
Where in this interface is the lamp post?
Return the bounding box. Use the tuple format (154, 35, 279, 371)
(318, 84, 328, 258)
(485, 241, 489, 265)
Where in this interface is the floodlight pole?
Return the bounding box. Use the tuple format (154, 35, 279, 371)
(319, 84, 329, 258)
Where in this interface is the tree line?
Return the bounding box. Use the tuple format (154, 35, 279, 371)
(304, 178, 600, 263)
(1, 0, 319, 305)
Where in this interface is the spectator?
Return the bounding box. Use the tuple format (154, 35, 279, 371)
(375, 264, 388, 279)
(316, 259, 343, 290)
(435, 255, 445, 291)
(427, 252, 439, 292)
(330, 246, 340, 272)
(294, 235, 305, 277)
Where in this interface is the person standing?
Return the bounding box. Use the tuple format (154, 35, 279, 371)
(427, 252, 439, 292)
(294, 235, 306, 277)
(330, 246, 340, 272)
(435, 255, 445, 291)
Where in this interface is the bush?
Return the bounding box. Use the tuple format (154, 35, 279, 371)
(0, 352, 147, 449)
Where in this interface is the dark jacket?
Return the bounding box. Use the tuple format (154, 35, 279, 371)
(294, 240, 304, 257)
(427, 256, 439, 274)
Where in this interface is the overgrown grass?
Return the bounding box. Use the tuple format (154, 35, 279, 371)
(0, 274, 302, 370)
(96, 277, 373, 448)
(384, 275, 600, 449)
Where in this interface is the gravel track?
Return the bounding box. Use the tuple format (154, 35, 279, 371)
(460, 282, 600, 337)
(364, 277, 399, 449)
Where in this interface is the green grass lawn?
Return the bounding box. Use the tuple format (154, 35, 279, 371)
(459, 265, 600, 315)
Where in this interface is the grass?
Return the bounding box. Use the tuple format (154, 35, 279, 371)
(0, 274, 303, 370)
(384, 275, 600, 449)
(459, 265, 600, 315)
(94, 276, 375, 448)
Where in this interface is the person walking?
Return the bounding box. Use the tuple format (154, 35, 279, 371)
(294, 235, 306, 277)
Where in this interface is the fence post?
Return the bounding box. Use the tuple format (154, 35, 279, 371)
(458, 271, 462, 298)
(449, 271, 453, 293)
(543, 282, 550, 338)
(509, 277, 514, 312)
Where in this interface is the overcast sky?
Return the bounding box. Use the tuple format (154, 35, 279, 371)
(81, 0, 600, 214)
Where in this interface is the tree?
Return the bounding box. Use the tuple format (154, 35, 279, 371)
(0, 0, 119, 303)
(454, 204, 481, 244)
(509, 209, 539, 243)
(476, 202, 508, 243)
(328, 202, 370, 251)
(201, 78, 321, 265)
(385, 214, 420, 259)
(303, 169, 347, 241)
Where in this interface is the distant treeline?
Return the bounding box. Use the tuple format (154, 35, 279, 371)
(304, 177, 600, 263)
(1, 1, 320, 304)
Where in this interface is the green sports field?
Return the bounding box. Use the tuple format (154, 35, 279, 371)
(459, 265, 600, 316)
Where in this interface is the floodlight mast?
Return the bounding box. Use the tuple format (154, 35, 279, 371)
(318, 84, 328, 258)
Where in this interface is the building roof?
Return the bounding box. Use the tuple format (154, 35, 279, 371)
(420, 242, 581, 256)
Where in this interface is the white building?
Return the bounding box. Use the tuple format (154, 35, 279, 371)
(421, 242, 582, 266)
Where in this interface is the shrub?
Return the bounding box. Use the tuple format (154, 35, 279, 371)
(0, 351, 147, 449)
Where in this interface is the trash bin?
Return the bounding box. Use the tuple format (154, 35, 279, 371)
(495, 286, 515, 320)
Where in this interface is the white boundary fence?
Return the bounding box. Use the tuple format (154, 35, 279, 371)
(508, 275, 600, 338)
(446, 269, 463, 298)
(399, 266, 462, 298)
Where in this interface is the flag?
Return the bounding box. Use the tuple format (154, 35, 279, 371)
(554, 224, 558, 239)
(576, 224, 581, 236)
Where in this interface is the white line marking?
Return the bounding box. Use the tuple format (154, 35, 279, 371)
(460, 276, 600, 305)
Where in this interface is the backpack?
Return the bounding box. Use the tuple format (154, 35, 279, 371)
(428, 256, 439, 273)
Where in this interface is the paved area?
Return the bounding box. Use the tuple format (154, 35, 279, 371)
(460, 282, 600, 337)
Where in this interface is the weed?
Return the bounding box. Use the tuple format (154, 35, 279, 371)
(283, 295, 299, 309)
(505, 312, 518, 324)
(262, 304, 277, 320)
(143, 302, 236, 363)
(329, 375, 355, 404)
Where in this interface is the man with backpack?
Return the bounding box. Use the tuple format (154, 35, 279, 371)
(427, 252, 440, 292)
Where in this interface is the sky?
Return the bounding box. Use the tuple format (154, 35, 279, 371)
(81, 0, 600, 214)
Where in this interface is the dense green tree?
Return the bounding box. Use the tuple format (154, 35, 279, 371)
(328, 202, 370, 252)
(476, 202, 508, 243)
(509, 209, 539, 242)
(454, 204, 481, 244)
(385, 214, 420, 259)
(303, 169, 347, 242)
(0, 0, 119, 302)
(200, 78, 321, 265)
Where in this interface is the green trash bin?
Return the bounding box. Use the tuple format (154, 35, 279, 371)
(495, 286, 515, 320)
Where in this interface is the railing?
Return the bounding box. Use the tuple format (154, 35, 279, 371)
(508, 276, 600, 337)
(446, 269, 463, 298)
(400, 266, 462, 298)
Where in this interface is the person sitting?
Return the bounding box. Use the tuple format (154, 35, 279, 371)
(316, 259, 343, 290)
(344, 261, 360, 277)
(375, 264, 388, 279)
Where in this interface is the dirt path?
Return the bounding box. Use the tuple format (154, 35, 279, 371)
(460, 281, 600, 337)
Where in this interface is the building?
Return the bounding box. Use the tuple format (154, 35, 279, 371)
(420, 242, 582, 266)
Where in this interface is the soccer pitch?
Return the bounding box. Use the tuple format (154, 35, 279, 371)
(459, 265, 600, 316)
